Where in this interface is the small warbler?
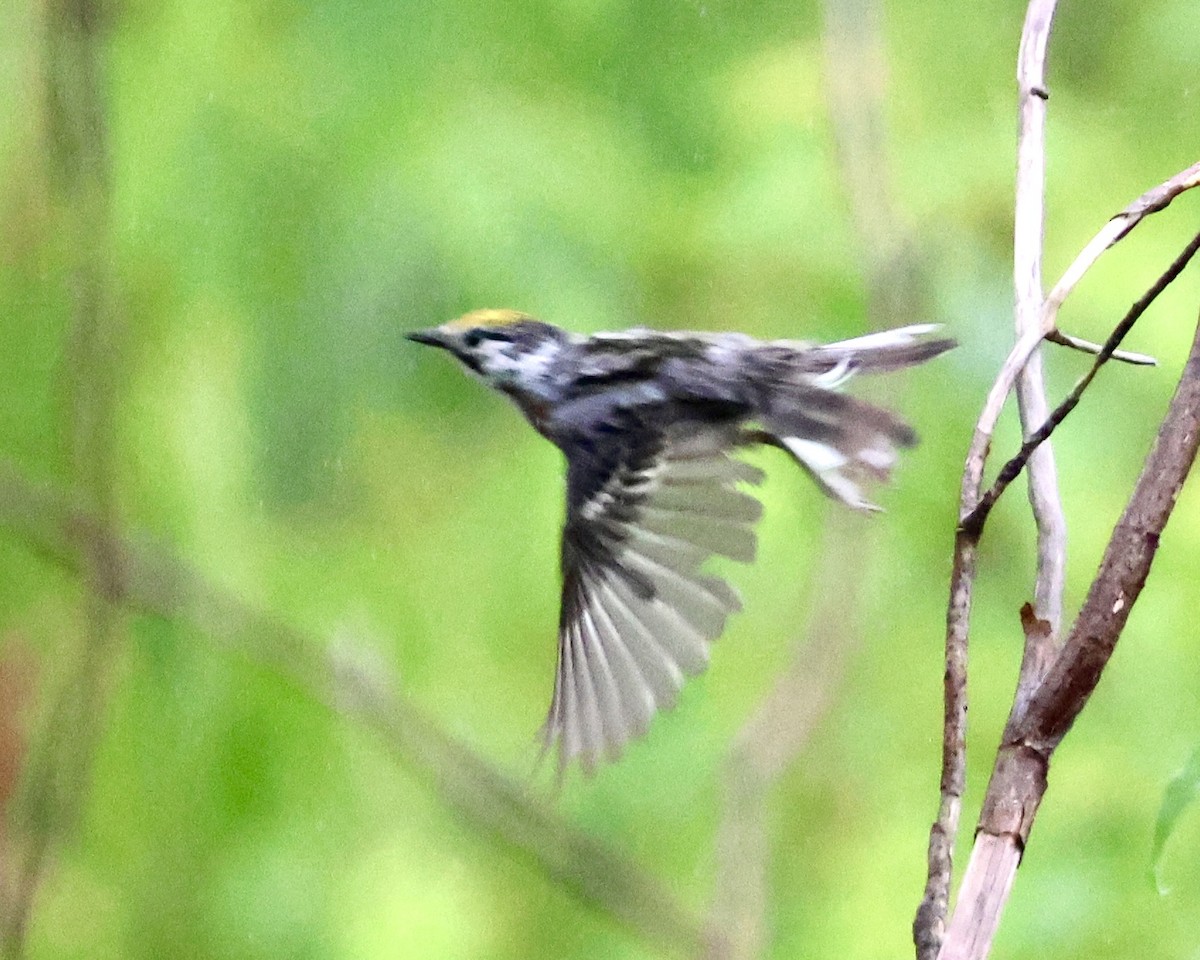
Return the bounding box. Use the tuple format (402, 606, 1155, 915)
(409, 309, 954, 774)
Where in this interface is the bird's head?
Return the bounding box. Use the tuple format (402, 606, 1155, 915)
(407, 309, 569, 393)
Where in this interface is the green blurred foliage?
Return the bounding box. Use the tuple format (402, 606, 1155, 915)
(2, 0, 1200, 957)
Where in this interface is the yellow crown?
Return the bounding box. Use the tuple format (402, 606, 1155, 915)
(444, 308, 534, 331)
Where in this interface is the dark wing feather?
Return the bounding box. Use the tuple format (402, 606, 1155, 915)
(543, 424, 763, 775)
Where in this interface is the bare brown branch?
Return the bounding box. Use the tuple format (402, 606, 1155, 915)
(915, 3, 1200, 952)
(912, 531, 971, 960)
(1009, 320, 1200, 753)
(931, 217, 1200, 960)
(915, 5, 1061, 953)
(940, 308, 1200, 959)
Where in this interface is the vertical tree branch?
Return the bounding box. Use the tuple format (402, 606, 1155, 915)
(912, 526, 971, 960)
(916, 5, 1059, 955)
(4, 1, 120, 955)
(1012, 0, 1065, 636)
(707, 2, 929, 954)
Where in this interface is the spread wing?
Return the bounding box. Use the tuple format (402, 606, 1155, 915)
(542, 424, 764, 775)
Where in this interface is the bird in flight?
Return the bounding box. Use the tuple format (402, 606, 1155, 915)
(409, 309, 954, 775)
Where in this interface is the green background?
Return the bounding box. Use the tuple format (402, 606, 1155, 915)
(2, 0, 1200, 957)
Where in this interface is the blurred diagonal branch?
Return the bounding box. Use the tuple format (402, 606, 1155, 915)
(4, 0, 122, 956)
(706, 2, 931, 956)
(0, 460, 717, 958)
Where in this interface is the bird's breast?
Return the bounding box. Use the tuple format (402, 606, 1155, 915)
(502, 387, 554, 436)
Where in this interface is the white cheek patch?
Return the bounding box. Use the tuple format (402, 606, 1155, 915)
(479, 339, 558, 381)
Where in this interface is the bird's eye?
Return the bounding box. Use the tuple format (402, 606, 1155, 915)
(462, 329, 512, 349)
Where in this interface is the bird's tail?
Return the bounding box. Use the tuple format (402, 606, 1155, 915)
(751, 324, 954, 510)
(773, 323, 956, 381)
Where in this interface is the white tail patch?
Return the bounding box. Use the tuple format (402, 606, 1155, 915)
(781, 437, 881, 512)
(858, 445, 898, 474)
(811, 356, 854, 389)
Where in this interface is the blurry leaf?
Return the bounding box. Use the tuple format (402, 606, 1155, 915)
(1150, 743, 1200, 893)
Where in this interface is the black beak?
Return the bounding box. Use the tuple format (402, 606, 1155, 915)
(406, 328, 451, 349)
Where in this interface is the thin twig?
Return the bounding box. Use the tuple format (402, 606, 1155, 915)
(0, 461, 715, 958)
(969, 159, 1200, 473)
(1012, 0, 1066, 634)
(1044, 329, 1156, 365)
(964, 228, 1200, 535)
(1043, 160, 1200, 325)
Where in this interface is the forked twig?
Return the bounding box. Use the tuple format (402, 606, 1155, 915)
(935, 235, 1200, 960)
(964, 228, 1200, 535)
(970, 159, 1200, 477)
